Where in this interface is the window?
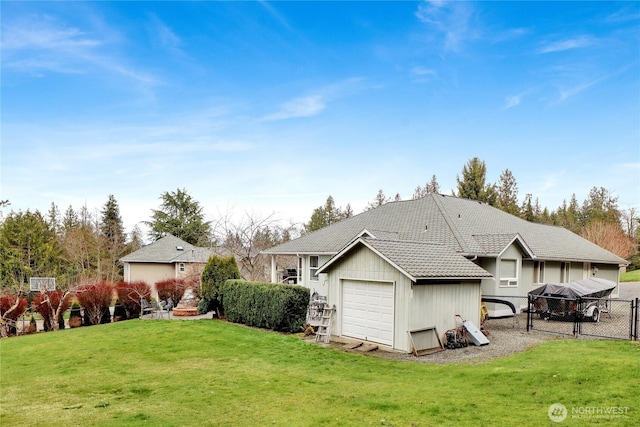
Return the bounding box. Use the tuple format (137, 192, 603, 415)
(309, 256, 319, 281)
(534, 261, 545, 284)
(499, 259, 518, 287)
(179, 263, 185, 272)
(561, 262, 570, 282)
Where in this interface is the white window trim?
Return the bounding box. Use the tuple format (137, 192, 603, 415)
(499, 258, 518, 288)
(179, 262, 185, 272)
(309, 256, 319, 281)
(561, 262, 570, 283)
(534, 261, 546, 284)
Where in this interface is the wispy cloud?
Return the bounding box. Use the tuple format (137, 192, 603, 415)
(411, 66, 436, 76)
(1, 19, 100, 50)
(537, 36, 593, 54)
(410, 66, 436, 83)
(504, 95, 521, 110)
(261, 78, 363, 121)
(1, 15, 158, 85)
(415, 0, 478, 52)
(262, 95, 326, 121)
(148, 13, 183, 57)
(259, 0, 295, 32)
(556, 76, 605, 103)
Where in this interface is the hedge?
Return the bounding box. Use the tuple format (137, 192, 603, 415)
(223, 280, 310, 333)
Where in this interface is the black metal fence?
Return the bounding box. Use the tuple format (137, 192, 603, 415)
(483, 294, 639, 341)
(526, 295, 639, 340)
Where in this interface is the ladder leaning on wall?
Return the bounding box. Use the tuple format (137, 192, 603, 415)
(315, 305, 335, 343)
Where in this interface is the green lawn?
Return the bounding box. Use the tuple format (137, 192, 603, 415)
(1, 320, 638, 426)
(621, 270, 640, 282)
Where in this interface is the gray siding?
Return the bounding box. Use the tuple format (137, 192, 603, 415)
(325, 244, 482, 353)
(325, 245, 412, 351)
(409, 282, 481, 351)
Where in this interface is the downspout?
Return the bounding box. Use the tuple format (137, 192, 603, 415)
(270, 255, 277, 284)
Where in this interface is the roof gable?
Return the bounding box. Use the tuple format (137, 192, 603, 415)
(317, 237, 493, 282)
(120, 235, 217, 264)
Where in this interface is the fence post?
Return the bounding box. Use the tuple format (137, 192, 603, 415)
(635, 298, 639, 341)
(573, 297, 581, 337)
(526, 295, 531, 332)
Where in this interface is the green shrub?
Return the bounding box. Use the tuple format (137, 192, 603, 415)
(201, 255, 241, 317)
(223, 280, 310, 333)
(196, 299, 209, 315)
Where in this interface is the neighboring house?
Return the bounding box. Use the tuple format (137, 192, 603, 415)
(264, 194, 627, 353)
(120, 235, 222, 298)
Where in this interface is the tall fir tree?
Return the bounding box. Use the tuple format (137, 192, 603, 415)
(496, 169, 520, 215)
(100, 195, 126, 283)
(455, 157, 497, 205)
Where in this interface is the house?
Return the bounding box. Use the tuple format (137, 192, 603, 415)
(263, 194, 627, 353)
(120, 235, 223, 297)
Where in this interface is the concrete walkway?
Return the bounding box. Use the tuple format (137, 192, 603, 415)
(619, 282, 640, 300)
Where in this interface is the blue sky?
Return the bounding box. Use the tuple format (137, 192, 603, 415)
(2, 1, 639, 236)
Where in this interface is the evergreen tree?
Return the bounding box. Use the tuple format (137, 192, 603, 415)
(100, 195, 126, 283)
(62, 205, 78, 233)
(0, 210, 63, 290)
(455, 157, 497, 205)
(305, 196, 351, 233)
(47, 202, 62, 238)
(521, 194, 535, 222)
(496, 169, 520, 215)
(581, 187, 621, 227)
(200, 255, 241, 317)
(145, 188, 212, 245)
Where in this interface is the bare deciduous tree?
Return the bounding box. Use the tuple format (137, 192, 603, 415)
(212, 209, 300, 282)
(580, 221, 636, 260)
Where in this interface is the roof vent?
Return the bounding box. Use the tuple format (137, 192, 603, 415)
(176, 246, 184, 251)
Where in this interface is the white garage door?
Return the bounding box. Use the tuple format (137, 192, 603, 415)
(342, 280, 394, 346)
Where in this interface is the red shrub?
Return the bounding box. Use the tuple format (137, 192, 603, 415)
(33, 291, 72, 331)
(155, 278, 188, 307)
(76, 282, 114, 325)
(115, 281, 150, 319)
(0, 294, 28, 336)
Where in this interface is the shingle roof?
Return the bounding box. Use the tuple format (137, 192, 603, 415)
(120, 235, 222, 264)
(264, 193, 626, 265)
(357, 238, 492, 280)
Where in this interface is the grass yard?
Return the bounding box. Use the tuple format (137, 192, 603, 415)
(621, 270, 640, 282)
(1, 320, 638, 426)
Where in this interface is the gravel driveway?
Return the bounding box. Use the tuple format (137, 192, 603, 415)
(365, 316, 554, 365)
(316, 315, 555, 365)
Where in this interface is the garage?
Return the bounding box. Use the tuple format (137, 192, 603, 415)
(342, 279, 394, 346)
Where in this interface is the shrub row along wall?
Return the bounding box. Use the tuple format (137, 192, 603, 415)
(223, 280, 310, 333)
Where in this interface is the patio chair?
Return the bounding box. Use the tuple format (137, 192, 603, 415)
(140, 299, 169, 319)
